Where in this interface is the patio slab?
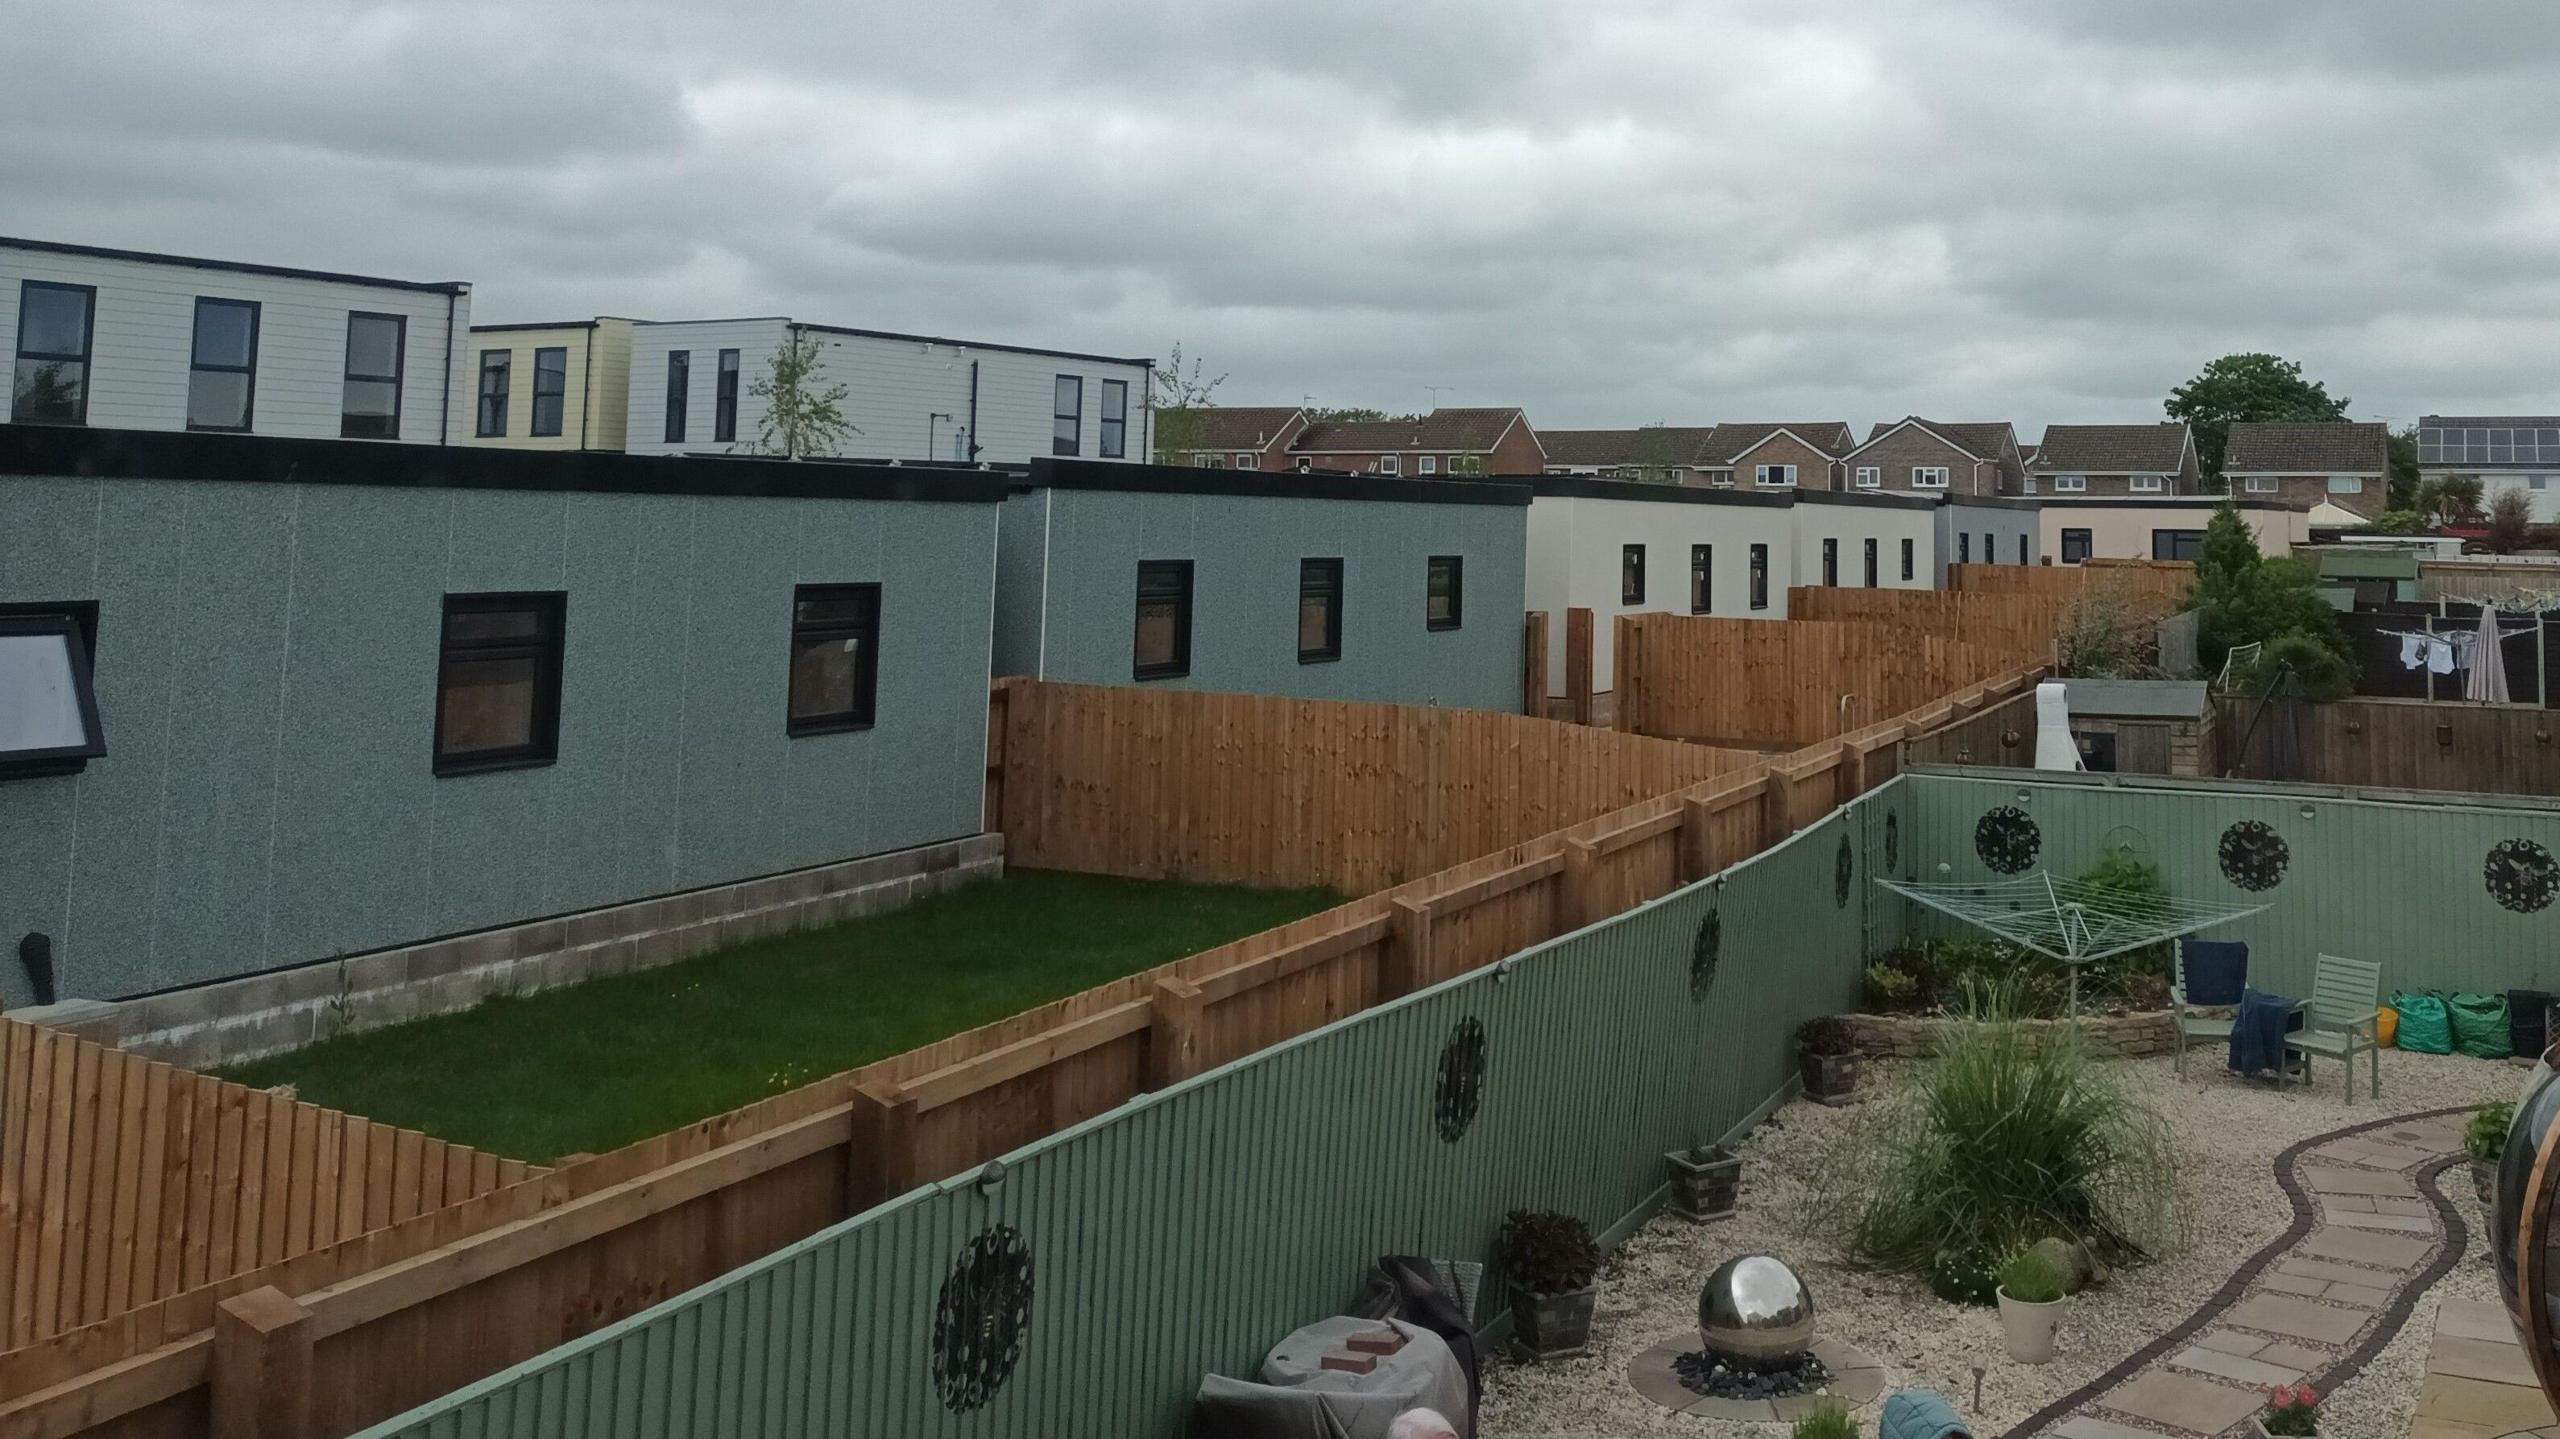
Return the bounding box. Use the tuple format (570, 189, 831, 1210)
(2102, 1370, 2265, 1434)
(2301, 1164, 2421, 1197)
(2299, 1225, 2430, 1269)
(2224, 1293, 2372, 1345)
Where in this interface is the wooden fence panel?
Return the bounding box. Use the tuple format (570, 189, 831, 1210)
(2216, 695, 2560, 794)
(1613, 614, 2011, 749)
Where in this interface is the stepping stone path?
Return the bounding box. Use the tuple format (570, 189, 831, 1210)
(2011, 1107, 2473, 1439)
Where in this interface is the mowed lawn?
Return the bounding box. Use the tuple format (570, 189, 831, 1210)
(220, 870, 1336, 1164)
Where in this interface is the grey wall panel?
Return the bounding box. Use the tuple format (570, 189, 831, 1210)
(1903, 771, 2560, 997)
(0, 474, 997, 1004)
(359, 791, 1880, 1439)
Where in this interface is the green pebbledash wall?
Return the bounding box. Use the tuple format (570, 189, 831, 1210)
(1901, 770, 2560, 997)
(357, 793, 1883, 1439)
(0, 472, 999, 1006)
(997, 475, 1529, 713)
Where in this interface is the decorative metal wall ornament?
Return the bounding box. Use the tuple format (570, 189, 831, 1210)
(1883, 811, 1901, 873)
(1973, 806, 2040, 875)
(1833, 834, 1854, 908)
(1689, 908, 1723, 1000)
(2216, 820, 2290, 892)
(930, 1225, 1035, 1413)
(2487, 839, 2560, 914)
(1433, 1018, 1488, 1142)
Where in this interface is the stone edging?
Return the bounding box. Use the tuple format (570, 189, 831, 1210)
(1999, 1103, 2471, 1439)
(1842, 1009, 2178, 1061)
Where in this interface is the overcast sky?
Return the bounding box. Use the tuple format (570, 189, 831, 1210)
(8, 0, 2559, 437)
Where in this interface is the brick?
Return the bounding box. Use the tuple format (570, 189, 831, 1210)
(1346, 1330, 1405, 1356)
(1320, 1352, 1376, 1375)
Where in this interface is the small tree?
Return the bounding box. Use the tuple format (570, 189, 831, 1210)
(2387, 426, 2422, 511)
(2488, 489, 2532, 553)
(746, 330, 857, 458)
(1148, 342, 1227, 463)
(2054, 576, 2158, 679)
(2186, 504, 2354, 686)
(2440, 475, 2485, 523)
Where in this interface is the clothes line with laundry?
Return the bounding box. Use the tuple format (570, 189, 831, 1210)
(2370, 606, 2546, 704)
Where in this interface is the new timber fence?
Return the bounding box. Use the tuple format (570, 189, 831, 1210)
(1, 667, 2039, 1439)
(987, 678, 1762, 893)
(1611, 612, 2013, 748)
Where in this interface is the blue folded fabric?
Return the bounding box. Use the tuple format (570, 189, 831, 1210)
(2229, 987, 2297, 1076)
(2182, 940, 2248, 1006)
(1879, 1388, 1972, 1439)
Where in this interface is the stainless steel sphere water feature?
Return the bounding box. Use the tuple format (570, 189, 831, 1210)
(1698, 1254, 1816, 1367)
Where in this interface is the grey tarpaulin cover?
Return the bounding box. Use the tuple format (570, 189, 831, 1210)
(1186, 1319, 1465, 1439)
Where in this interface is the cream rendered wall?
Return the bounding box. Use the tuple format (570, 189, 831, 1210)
(1527, 487, 1798, 698)
(463, 323, 628, 450)
(2039, 502, 2305, 563)
(1790, 497, 1937, 592)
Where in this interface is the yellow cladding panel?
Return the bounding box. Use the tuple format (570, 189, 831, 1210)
(462, 321, 633, 451)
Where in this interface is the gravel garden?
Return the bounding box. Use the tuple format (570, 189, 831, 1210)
(1477, 1009, 2524, 1439)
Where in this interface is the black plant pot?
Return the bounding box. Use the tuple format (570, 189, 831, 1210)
(1666, 1146, 1742, 1223)
(1508, 1282, 1597, 1361)
(1799, 1047, 1860, 1105)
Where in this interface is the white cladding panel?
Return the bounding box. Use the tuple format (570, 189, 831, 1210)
(1792, 501, 1938, 591)
(1525, 494, 1797, 698)
(0, 244, 468, 443)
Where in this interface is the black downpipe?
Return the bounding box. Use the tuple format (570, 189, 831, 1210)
(18, 932, 57, 1007)
(966, 361, 981, 461)
(438, 290, 457, 444)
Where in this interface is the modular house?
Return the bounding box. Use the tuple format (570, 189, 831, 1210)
(2040, 495, 2309, 564)
(1524, 477, 1799, 705)
(2418, 415, 2560, 523)
(1791, 488, 1940, 593)
(1938, 496, 2043, 582)
(996, 458, 1529, 712)
(3, 234, 471, 444)
(625, 318, 1154, 467)
(0, 423, 1005, 1060)
(463, 317, 636, 450)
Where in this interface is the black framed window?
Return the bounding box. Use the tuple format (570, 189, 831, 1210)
(664, 351, 690, 444)
(786, 584, 880, 735)
(475, 350, 511, 437)
(1983, 532, 1994, 564)
(1053, 375, 1083, 456)
(432, 593, 565, 776)
(13, 281, 96, 426)
(1621, 544, 1646, 605)
(0, 606, 107, 779)
(1134, 560, 1193, 680)
(1426, 555, 1462, 631)
(187, 298, 259, 433)
(530, 346, 568, 437)
(2017, 534, 2030, 565)
(340, 312, 406, 439)
(1822, 538, 1838, 586)
(2152, 528, 2205, 561)
(1958, 533, 1971, 564)
(1299, 558, 1343, 663)
(2061, 528, 2092, 564)
(1749, 544, 1769, 610)
(1099, 378, 1127, 459)
(1863, 537, 1878, 587)
(714, 348, 740, 443)
(1690, 544, 1712, 614)
(1900, 538, 1915, 581)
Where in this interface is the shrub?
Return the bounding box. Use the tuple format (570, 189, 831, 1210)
(2224, 630, 2356, 703)
(1837, 978, 2186, 1272)
(1926, 1246, 2000, 1307)
(1863, 963, 1920, 1011)
(2261, 1384, 2320, 1438)
(2071, 849, 2173, 1000)
(1494, 1210, 1601, 1296)
(1997, 1247, 2066, 1304)
(2468, 1102, 2516, 1164)
(1798, 1015, 1856, 1056)
(1790, 1399, 1858, 1439)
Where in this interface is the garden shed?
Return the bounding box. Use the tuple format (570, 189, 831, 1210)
(2059, 678, 2214, 775)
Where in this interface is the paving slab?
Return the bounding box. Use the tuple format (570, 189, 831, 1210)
(2326, 1282, 2391, 1308)
(2374, 1195, 2434, 1216)
(2327, 1208, 2436, 1233)
(2260, 1271, 2328, 1297)
(2170, 1344, 2310, 1386)
(2225, 1293, 2371, 1345)
(2277, 1257, 2401, 1286)
(2189, 1328, 2268, 1358)
(2439, 1300, 2521, 1344)
(2253, 1340, 2331, 1372)
(2054, 1419, 2170, 1439)
(2104, 1370, 2265, 1435)
(2324, 1192, 2378, 1212)
(2417, 1374, 2559, 1431)
(2432, 1335, 2546, 1388)
(2301, 1226, 2430, 1269)
(2303, 1163, 2421, 1197)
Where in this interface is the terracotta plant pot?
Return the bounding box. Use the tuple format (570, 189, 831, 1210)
(1799, 1046, 1860, 1105)
(1666, 1146, 1742, 1223)
(1996, 1286, 2065, 1365)
(1508, 1282, 1598, 1361)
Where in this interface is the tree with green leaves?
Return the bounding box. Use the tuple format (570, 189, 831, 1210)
(2488, 488, 2532, 554)
(2164, 354, 2350, 484)
(2187, 504, 2353, 696)
(1305, 406, 1418, 423)
(2387, 426, 2421, 511)
(1147, 342, 1227, 463)
(746, 330, 857, 458)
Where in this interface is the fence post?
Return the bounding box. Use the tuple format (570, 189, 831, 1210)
(1613, 615, 1639, 733)
(1523, 611, 1549, 717)
(1678, 795, 1715, 884)
(1383, 897, 1434, 997)
(1565, 608, 1594, 725)
(1148, 976, 1208, 1088)
(212, 1286, 313, 1439)
(1559, 837, 1600, 930)
(848, 1080, 918, 1210)
(983, 681, 1008, 835)
(1760, 769, 1796, 852)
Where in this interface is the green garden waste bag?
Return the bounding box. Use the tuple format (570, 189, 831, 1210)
(2449, 993, 2514, 1060)
(2391, 991, 2453, 1055)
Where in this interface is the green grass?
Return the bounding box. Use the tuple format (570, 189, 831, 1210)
(219, 870, 1337, 1163)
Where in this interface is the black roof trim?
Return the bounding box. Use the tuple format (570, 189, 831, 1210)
(1936, 494, 2044, 512)
(1022, 457, 1531, 507)
(1525, 476, 1792, 508)
(796, 322, 1154, 370)
(1792, 487, 1938, 512)
(0, 235, 469, 295)
(0, 425, 1009, 505)
(470, 319, 602, 333)
(2036, 495, 2307, 513)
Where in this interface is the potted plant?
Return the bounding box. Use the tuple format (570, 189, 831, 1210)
(2254, 1383, 2319, 1438)
(1494, 1209, 1602, 1361)
(1798, 1016, 1860, 1104)
(1791, 1399, 1857, 1439)
(1665, 1144, 1742, 1223)
(1995, 1248, 2067, 1364)
(2467, 1102, 2514, 1203)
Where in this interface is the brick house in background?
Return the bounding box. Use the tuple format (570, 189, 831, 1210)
(2222, 421, 2390, 519)
(2027, 423, 2201, 497)
(1540, 426, 1721, 484)
(1695, 422, 1858, 491)
(1157, 405, 1307, 469)
(1289, 407, 1546, 477)
(1841, 418, 2027, 497)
